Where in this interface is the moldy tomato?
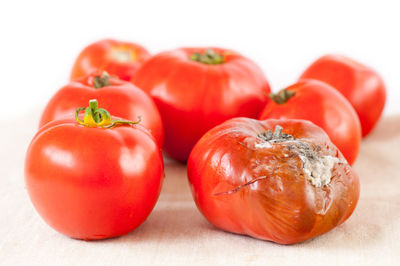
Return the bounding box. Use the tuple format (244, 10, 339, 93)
(70, 39, 150, 81)
(132, 48, 271, 162)
(187, 118, 360, 244)
(39, 71, 164, 147)
(25, 100, 164, 240)
(300, 54, 386, 137)
(259, 79, 361, 165)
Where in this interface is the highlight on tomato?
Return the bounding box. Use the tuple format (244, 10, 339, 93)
(39, 71, 164, 147)
(132, 47, 271, 162)
(70, 39, 151, 81)
(25, 99, 164, 240)
(187, 118, 360, 244)
(300, 54, 386, 137)
(259, 79, 361, 165)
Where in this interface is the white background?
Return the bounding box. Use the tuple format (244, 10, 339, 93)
(1, 0, 399, 116)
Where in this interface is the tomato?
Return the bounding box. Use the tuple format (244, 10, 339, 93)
(39, 71, 164, 147)
(132, 48, 271, 162)
(70, 39, 150, 81)
(300, 54, 386, 137)
(187, 118, 360, 244)
(259, 79, 361, 165)
(25, 100, 164, 240)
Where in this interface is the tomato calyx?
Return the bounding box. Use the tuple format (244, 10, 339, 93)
(269, 89, 296, 104)
(190, 49, 225, 65)
(257, 125, 294, 143)
(111, 47, 136, 63)
(93, 72, 111, 89)
(75, 99, 141, 128)
(255, 125, 295, 149)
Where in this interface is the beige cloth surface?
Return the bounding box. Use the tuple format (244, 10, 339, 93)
(0, 111, 399, 266)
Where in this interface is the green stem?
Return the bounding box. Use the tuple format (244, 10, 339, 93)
(190, 49, 225, 64)
(93, 72, 110, 89)
(269, 89, 296, 104)
(75, 99, 141, 128)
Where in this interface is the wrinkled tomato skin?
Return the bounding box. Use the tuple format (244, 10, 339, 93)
(25, 118, 164, 240)
(259, 79, 361, 165)
(39, 73, 164, 148)
(132, 47, 271, 162)
(300, 54, 386, 137)
(70, 39, 150, 81)
(187, 118, 360, 245)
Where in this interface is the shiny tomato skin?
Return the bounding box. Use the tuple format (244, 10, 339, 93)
(25, 118, 164, 240)
(39, 73, 164, 147)
(187, 118, 360, 244)
(300, 54, 386, 137)
(70, 39, 150, 81)
(259, 79, 361, 165)
(132, 47, 271, 162)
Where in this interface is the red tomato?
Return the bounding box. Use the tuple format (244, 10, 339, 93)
(300, 54, 386, 137)
(70, 39, 150, 81)
(25, 100, 164, 240)
(187, 118, 360, 244)
(259, 79, 361, 165)
(132, 48, 271, 162)
(39, 71, 164, 147)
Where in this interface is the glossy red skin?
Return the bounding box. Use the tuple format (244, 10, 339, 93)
(300, 54, 386, 137)
(70, 39, 150, 81)
(25, 118, 164, 240)
(259, 79, 361, 165)
(39, 73, 164, 147)
(187, 118, 360, 244)
(132, 47, 271, 162)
